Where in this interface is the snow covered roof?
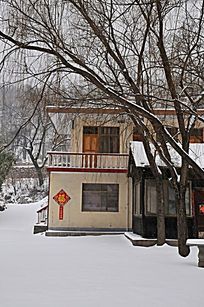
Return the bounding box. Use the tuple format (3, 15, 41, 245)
(46, 105, 125, 114)
(130, 141, 204, 168)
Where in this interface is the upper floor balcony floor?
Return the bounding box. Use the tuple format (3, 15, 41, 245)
(47, 151, 129, 173)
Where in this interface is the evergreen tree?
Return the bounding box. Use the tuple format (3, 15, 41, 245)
(0, 151, 14, 191)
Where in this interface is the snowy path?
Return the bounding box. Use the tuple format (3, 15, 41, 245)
(0, 203, 203, 307)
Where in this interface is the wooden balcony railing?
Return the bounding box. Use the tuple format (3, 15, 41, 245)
(47, 151, 129, 171)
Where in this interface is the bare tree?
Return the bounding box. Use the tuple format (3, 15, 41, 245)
(1, 83, 71, 186)
(0, 0, 204, 255)
(19, 114, 70, 186)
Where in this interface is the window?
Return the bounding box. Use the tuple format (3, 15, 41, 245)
(133, 126, 143, 142)
(83, 126, 119, 153)
(145, 179, 191, 216)
(166, 185, 176, 215)
(82, 183, 119, 212)
(166, 182, 191, 216)
(190, 128, 204, 143)
(99, 127, 119, 153)
(133, 182, 142, 215)
(166, 183, 191, 216)
(185, 186, 191, 216)
(83, 127, 98, 135)
(145, 180, 157, 214)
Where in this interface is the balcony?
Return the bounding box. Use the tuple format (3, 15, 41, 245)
(47, 151, 129, 173)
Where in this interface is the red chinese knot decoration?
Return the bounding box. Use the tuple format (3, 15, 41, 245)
(53, 189, 71, 206)
(59, 205, 64, 220)
(199, 204, 204, 215)
(53, 189, 71, 220)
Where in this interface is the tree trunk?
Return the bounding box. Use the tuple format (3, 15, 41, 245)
(26, 149, 44, 187)
(36, 166, 44, 186)
(142, 138, 166, 246)
(176, 190, 190, 257)
(156, 177, 165, 245)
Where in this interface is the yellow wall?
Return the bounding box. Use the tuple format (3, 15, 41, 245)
(48, 171, 132, 231)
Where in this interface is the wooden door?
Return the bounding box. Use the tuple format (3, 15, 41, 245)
(194, 190, 204, 235)
(83, 134, 98, 153)
(83, 134, 98, 168)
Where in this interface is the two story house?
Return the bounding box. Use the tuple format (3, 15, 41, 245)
(45, 106, 133, 235)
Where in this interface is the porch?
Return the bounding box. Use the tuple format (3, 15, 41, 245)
(47, 151, 129, 172)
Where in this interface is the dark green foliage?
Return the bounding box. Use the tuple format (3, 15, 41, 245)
(0, 151, 14, 191)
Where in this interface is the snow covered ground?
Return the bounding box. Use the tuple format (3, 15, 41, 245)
(0, 201, 203, 307)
